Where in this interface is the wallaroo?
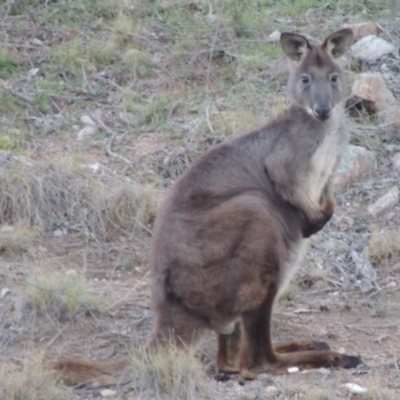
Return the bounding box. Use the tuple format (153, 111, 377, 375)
(149, 27, 363, 379)
(55, 28, 362, 386)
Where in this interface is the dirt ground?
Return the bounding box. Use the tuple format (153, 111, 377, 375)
(1, 1, 400, 399)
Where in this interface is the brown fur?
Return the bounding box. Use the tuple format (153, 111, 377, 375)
(149, 28, 362, 378)
(55, 29, 362, 386)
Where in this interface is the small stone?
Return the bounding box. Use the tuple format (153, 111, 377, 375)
(32, 38, 45, 47)
(88, 163, 100, 172)
(77, 125, 98, 140)
(0, 225, 15, 233)
(1, 288, 10, 298)
(287, 366, 299, 373)
(80, 115, 97, 126)
(334, 145, 376, 188)
(344, 383, 367, 394)
(391, 153, 400, 171)
(350, 35, 395, 62)
(100, 388, 117, 397)
(267, 30, 281, 42)
(53, 229, 63, 237)
(367, 186, 399, 217)
(214, 372, 230, 382)
(65, 269, 77, 276)
(28, 68, 40, 77)
(265, 386, 279, 395)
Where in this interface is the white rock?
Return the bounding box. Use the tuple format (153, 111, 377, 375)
(267, 30, 281, 42)
(344, 383, 367, 394)
(80, 115, 97, 126)
(367, 186, 399, 217)
(287, 366, 299, 373)
(350, 35, 395, 62)
(77, 125, 98, 140)
(32, 38, 45, 47)
(53, 229, 63, 237)
(65, 269, 77, 276)
(88, 163, 100, 172)
(100, 388, 117, 397)
(1, 287, 10, 298)
(29, 68, 40, 77)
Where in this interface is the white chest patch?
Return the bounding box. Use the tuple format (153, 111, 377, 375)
(306, 123, 339, 203)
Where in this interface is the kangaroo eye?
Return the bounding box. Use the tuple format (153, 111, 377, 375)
(301, 75, 310, 84)
(331, 74, 339, 83)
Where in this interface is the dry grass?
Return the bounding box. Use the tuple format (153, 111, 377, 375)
(0, 352, 69, 400)
(0, 223, 39, 257)
(0, 157, 159, 241)
(130, 342, 209, 400)
(21, 273, 106, 321)
(366, 229, 400, 268)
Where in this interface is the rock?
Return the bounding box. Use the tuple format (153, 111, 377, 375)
(391, 153, 400, 171)
(80, 115, 97, 126)
(100, 388, 117, 397)
(352, 72, 397, 109)
(334, 145, 376, 188)
(351, 72, 400, 125)
(28, 68, 41, 77)
(343, 21, 382, 40)
(287, 366, 299, 373)
(1, 287, 10, 298)
(265, 386, 279, 395)
(65, 269, 77, 276)
(344, 383, 367, 394)
(0, 225, 15, 234)
(267, 30, 281, 42)
(53, 229, 64, 237)
(367, 186, 399, 217)
(77, 125, 98, 140)
(350, 35, 395, 62)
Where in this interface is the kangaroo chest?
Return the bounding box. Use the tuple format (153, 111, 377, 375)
(306, 126, 340, 203)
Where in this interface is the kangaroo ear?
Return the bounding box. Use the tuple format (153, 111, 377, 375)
(280, 33, 310, 61)
(322, 28, 353, 59)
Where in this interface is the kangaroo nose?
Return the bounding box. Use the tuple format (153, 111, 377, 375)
(313, 106, 332, 120)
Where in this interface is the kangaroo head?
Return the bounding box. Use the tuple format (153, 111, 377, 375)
(280, 28, 353, 121)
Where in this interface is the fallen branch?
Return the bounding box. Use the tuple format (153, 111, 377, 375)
(90, 114, 133, 167)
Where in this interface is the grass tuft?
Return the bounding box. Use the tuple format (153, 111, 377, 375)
(366, 229, 400, 268)
(130, 342, 208, 400)
(0, 352, 69, 400)
(23, 273, 106, 321)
